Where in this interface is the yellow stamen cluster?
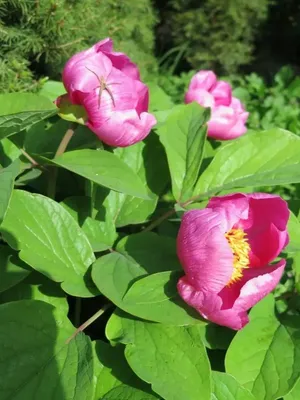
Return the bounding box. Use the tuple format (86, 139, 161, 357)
(225, 228, 250, 285)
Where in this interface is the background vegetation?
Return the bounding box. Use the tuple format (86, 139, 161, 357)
(2, 0, 300, 134)
(0, 0, 157, 92)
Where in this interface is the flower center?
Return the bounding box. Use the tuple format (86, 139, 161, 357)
(225, 228, 250, 285)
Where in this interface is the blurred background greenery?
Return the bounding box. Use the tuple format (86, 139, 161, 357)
(2, 0, 300, 134)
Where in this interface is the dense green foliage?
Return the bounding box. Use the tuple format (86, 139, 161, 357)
(0, 0, 157, 92)
(1, 89, 300, 399)
(156, 0, 270, 73)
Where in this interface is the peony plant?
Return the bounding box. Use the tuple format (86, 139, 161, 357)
(0, 38, 300, 400)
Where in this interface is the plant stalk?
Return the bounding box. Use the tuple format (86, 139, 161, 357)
(66, 303, 111, 344)
(47, 123, 76, 199)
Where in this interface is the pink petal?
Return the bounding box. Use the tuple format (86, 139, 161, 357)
(134, 80, 150, 115)
(88, 109, 156, 147)
(62, 47, 99, 92)
(178, 260, 285, 330)
(225, 118, 248, 140)
(210, 81, 232, 106)
(242, 195, 289, 266)
(208, 193, 289, 267)
(93, 37, 114, 53)
(230, 97, 246, 113)
(95, 38, 140, 80)
(207, 105, 237, 139)
(185, 89, 215, 108)
(177, 277, 249, 330)
(63, 53, 113, 96)
(189, 70, 217, 91)
(208, 193, 250, 228)
(177, 209, 234, 293)
(72, 68, 140, 122)
(232, 260, 286, 311)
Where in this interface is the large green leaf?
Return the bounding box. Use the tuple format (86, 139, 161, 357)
(198, 323, 235, 350)
(25, 119, 98, 158)
(124, 319, 211, 400)
(102, 385, 160, 400)
(50, 149, 151, 199)
(61, 196, 117, 252)
(212, 372, 255, 400)
(0, 138, 21, 167)
(117, 232, 181, 273)
(0, 300, 93, 400)
(93, 341, 151, 399)
(286, 211, 300, 254)
(92, 252, 202, 325)
(39, 80, 65, 102)
(95, 133, 169, 227)
(225, 295, 300, 400)
(123, 271, 206, 325)
(148, 82, 174, 111)
(0, 158, 20, 223)
(158, 102, 209, 201)
(194, 129, 300, 198)
(285, 378, 300, 400)
(0, 273, 69, 329)
(0, 93, 57, 139)
(0, 245, 30, 293)
(1, 190, 96, 297)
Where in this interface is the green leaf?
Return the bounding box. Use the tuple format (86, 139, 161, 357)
(0, 158, 20, 223)
(148, 82, 174, 111)
(102, 385, 160, 400)
(225, 295, 300, 400)
(61, 196, 117, 252)
(25, 119, 98, 158)
(124, 320, 211, 400)
(285, 378, 300, 400)
(0, 138, 21, 167)
(39, 80, 65, 101)
(158, 102, 209, 201)
(117, 232, 181, 273)
(0, 245, 30, 293)
(0, 93, 57, 139)
(0, 300, 93, 400)
(0, 272, 69, 323)
(106, 309, 138, 345)
(1, 190, 96, 297)
(93, 341, 150, 399)
(286, 211, 300, 253)
(194, 129, 300, 198)
(123, 271, 205, 325)
(50, 149, 151, 199)
(92, 253, 202, 325)
(197, 323, 235, 350)
(95, 133, 169, 227)
(212, 372, 255, 400)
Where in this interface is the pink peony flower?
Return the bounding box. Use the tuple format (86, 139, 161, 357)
(177, 193, 289, 330)
(185, 70, 249, 140)
(56, 38, 156, 147)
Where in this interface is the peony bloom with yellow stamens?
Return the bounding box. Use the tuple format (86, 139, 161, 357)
(177, 193, 289, 330)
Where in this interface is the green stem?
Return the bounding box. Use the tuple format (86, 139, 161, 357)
(66, 303, 111, 344)
(143, 208, 176, 232)
(143, 195, 205, 233)
(47, 123, 76, 199)
(20, 149, 39, 167)
(55, 123, 77, 158)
